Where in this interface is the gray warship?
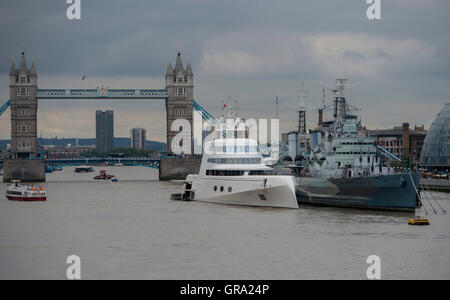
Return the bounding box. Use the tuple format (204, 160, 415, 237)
(292, 79, 420, 211)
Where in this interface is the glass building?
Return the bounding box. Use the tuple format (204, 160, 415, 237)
(96, 110, 114, 153)
(420, 103, 450, 170)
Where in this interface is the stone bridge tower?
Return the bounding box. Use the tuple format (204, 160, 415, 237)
(165, 49, 194, 155)
(3, 48, 44, 182)
(9, 48, 38, 159)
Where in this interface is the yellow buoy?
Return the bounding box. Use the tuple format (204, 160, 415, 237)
(408, 216, 430, 225)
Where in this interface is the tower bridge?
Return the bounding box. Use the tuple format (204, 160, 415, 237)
(1, 48, 205, 182)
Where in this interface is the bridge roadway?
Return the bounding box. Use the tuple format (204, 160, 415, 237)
(35, 88, 168, 99)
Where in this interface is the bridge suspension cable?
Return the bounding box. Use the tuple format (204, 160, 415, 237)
(0, 100, 10, 117)
(193, 100, 220, 125)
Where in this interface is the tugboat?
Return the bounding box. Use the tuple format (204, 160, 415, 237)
(6, 180, 47, 201)
(93, 169, 115, 180)
(292, 79, 420, 212)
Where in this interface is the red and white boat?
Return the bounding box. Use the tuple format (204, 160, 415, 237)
(6, 180, 47, 201)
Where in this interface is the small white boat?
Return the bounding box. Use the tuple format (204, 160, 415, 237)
(174, 138, 298, 209)
(6, 180, 47, 201)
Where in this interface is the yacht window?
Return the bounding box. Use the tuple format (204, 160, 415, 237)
(220, 186, 224, 192)
(206, 170, 245, 176)
(215, 146, 259, 153)
(228, 187, 232, 193)
(249, 170, 274, 175)
(207, 158, 261, 164)
(213, 185, 217, 191)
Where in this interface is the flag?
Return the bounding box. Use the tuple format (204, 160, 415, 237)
(81, 74, 86, 80)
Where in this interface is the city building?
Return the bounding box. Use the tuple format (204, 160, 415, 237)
(96, 110, 114, 153)
(420, 103, 450, 170)
(281, 133, 289, 145)
(130, 127, 146, 149)
(368, 123, 427, 164)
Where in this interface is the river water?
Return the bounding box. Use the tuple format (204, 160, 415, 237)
(0, 166, 449, 279)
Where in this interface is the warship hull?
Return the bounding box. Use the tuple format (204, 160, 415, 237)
(295, 173, 420, 212)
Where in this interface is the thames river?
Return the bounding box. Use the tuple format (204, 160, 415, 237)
(0, 166, 449, 279)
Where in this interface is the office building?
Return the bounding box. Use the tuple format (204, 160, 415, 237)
(96, 110, 114, 153)
(130, 127, 146, 149)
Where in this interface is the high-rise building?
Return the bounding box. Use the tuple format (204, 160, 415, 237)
(130, 128, 146, 149)
(96, 110, 114, 153)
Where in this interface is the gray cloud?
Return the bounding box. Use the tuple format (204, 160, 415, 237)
(0, 0, 449, 140)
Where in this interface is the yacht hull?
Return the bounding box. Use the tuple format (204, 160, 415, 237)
(189, 176, 298, 209)
(295, 173, 420, 212)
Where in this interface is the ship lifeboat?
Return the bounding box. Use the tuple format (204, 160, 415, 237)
(6, 180, 47, 201)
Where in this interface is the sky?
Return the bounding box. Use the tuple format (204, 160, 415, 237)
(0, 0, 449, 142)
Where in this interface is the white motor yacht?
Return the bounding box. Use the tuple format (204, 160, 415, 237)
(174, 138, 298, 209)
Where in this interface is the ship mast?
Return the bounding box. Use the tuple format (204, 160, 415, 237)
(332, 78, 350, 135)
(298, 82, 308, 134)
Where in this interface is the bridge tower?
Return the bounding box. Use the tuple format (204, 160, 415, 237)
(3, 48, 45, 182)
(9, 48, 39, 158)
(165, 49, 194, 155)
